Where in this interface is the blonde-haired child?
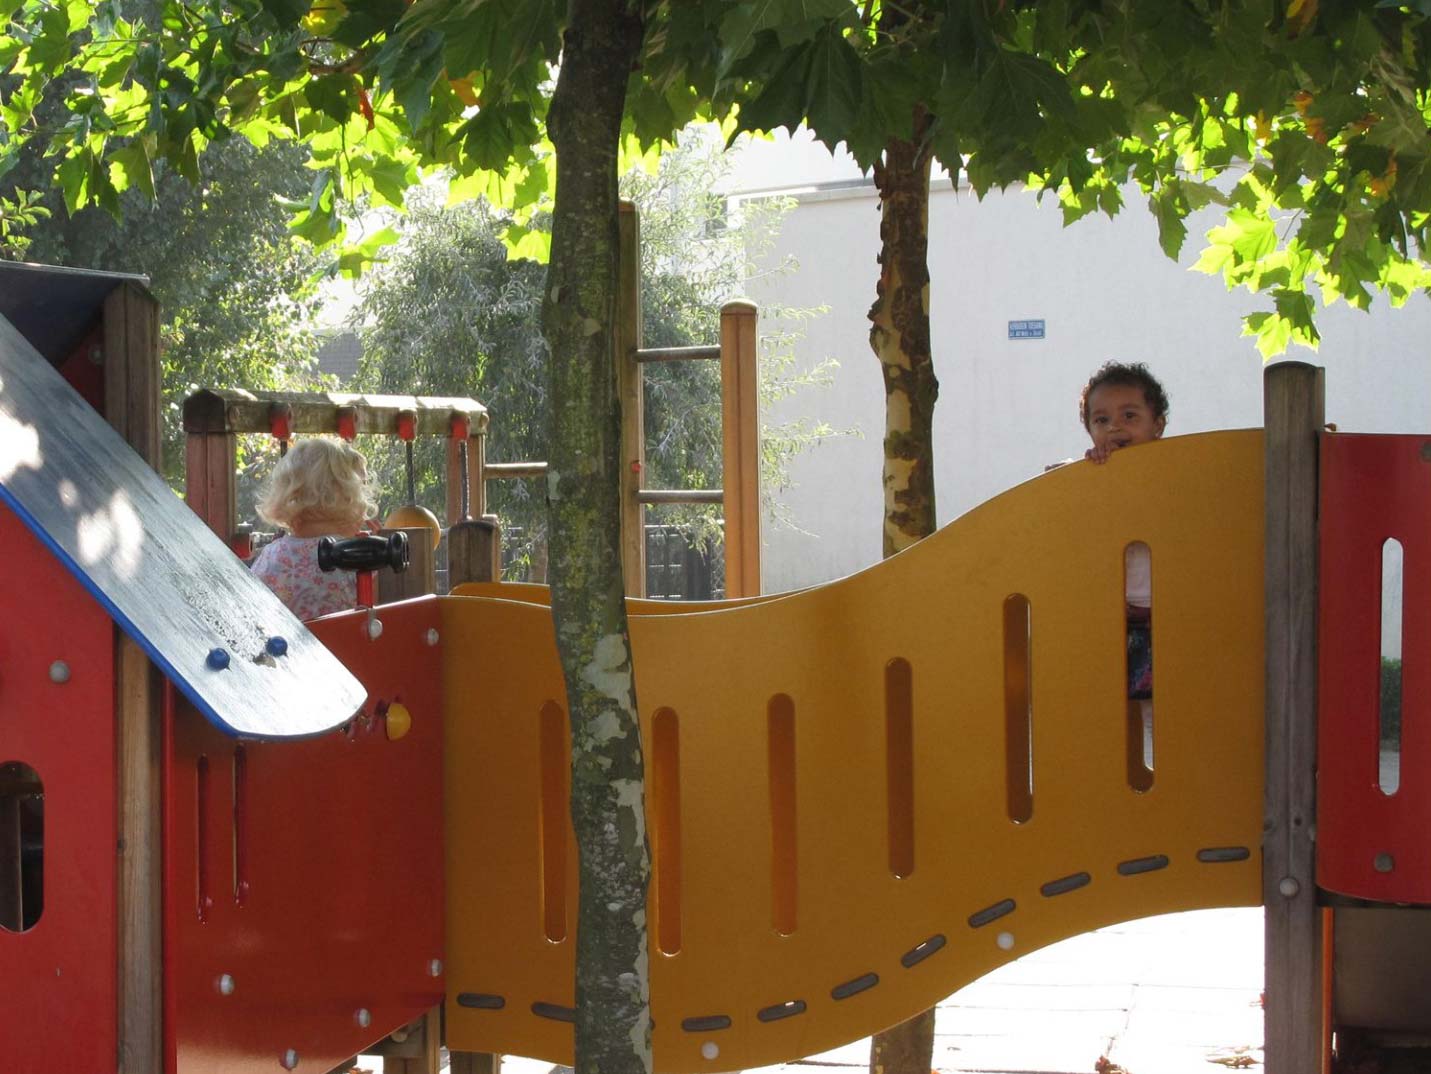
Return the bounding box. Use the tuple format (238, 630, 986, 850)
(250, 437, 378, 620)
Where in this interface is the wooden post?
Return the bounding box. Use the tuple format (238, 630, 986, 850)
(447, 517, 502, 587)
(378, 1007, 442, 1074)
(1263, 360, 1325, 1074)
(376, 528, 437, 603)
(719, 300, 760, 598)
(617, 200, 646, 597)
(185, 430, 238, 542)
(103, 283, 162, 468)
(102, 281, 166, 1074)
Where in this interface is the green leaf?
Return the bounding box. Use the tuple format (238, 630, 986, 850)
(56, 152, 91, 214)
(332, 0, 408, 48)
(259, 0, 308, 28)
(109, 140, 155, 200)
(305, 74, 355, 124)
(803, 24, 861, 151)
(1150, 185, 1188, 260)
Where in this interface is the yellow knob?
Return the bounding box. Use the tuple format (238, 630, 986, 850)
(385, 702, 412, 741)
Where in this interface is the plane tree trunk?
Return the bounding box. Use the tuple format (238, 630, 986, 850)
(541, 4, 652, 1073)
(867, 106, 938, 558)
(867, 104, 940, 1074)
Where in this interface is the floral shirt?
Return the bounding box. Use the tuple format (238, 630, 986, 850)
(250, 535, 356, 621)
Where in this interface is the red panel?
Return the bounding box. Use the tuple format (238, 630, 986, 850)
(0, 507, 118, 1073)
(54, 323, 106, 415)
(166, 599, 446, 1073)
(1317, 433, 1431, 903)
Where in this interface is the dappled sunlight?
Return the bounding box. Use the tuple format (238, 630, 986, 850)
(75, 488, 144, 581)
(0, 406, 42, 482)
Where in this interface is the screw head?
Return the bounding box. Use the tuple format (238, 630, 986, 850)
(280, 1048, 299, 1070)
(429, 958, 443, 978)
(996, 931, 1015, 951)
(206, 648, 231, 671)
(1374, 852, 1396, 873)
(366, 617, 384, 641)
(700, 1042, 720, 1060)
(48, 660, 70, 684)
(425, 628, 440, 646)
(266, 636, 289, 657)
(1278, 876, 1301, 898)
(216, 973, 235, 996)
(355, 1008, 372, 1028)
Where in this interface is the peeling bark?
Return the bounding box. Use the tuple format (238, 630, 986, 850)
(867, 107, 939, 559)
(542, 4, 652, 1074)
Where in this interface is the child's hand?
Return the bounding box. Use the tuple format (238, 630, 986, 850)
(1085, 442, 1117, 464)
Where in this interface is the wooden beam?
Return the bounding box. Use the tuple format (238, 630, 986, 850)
(1263, 360, 1325, 1074)
(720, 300, 761, 598)
(183, 388, 487, 437)
(617, 201, 647, 597)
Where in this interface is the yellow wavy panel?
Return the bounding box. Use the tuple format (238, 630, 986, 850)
(443, 430, 1266, 1072)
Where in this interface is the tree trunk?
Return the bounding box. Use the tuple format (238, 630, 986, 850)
(542, 5, 652, 1074)
(867, 108, 938, 557)
(867, 108, 940, 1074)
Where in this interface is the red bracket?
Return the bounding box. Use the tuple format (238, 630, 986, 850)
(268, 404, 292, 444)
(336, 406, 358, 442)
(396, 410, 417, 443)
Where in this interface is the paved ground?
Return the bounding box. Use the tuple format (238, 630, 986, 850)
(464, 907, 1266, 1074)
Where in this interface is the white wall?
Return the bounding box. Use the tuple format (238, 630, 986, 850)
(731, 134, 1431, 594)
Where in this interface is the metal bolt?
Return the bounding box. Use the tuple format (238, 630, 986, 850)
(280, 1048, 299, 1070)
(429, 958, 443, 978)
(996, 931, 1015, 951)
(266, 636, 289, 658)
(216, 973, 235, 996)
(1375, 852, 1395, 873)
(355, 1008, 372, 1028)
(700, 1042, 720, 1060)
(366, 616, 384, 641)
(206, 648, 231, 671)
(1278, 876, 1301, 898)
(424, 628, 440, 646)
(49, 660, 70, 684)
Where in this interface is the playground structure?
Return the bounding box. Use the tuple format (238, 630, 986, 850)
(0, 259, 1428, 1074)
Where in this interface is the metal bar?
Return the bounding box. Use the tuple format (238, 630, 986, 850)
(636, 345, 720, 363)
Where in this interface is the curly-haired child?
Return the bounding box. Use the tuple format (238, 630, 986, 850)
(250, 437, 378, 620)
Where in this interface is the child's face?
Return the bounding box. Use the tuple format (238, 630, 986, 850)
(1085, 382, 1166, 455)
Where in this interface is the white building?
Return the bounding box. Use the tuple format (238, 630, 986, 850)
(727, 129, 1431, 607)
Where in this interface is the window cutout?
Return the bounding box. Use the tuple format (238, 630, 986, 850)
(1380, 538, 1404, 796)
(1003, 595, 1033, 824)
(538, 702, 569, 942)
(768, 694, 798, 935)
(1125, 542, 1155, 792)
(196, 754, 211, 921)
(0, 761, 43, 933)
(651, 708, 683, 955)
(885, 659, 914, 878)
(232, 746, 249, 905)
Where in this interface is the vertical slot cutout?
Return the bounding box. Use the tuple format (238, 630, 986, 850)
(768, 694, 798, 935)
(1380, 538, 1404, 795)
(0, 761, 43, 932)
(651, 708, 683, 955)
(1003, 595, 1034, 823)
(885, 659, 915, 878)
(538, 702, 569, 942)
(231, 746, 249, 904)
(1125, 541, 1155, 792)
(196, 754, 210, 921)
